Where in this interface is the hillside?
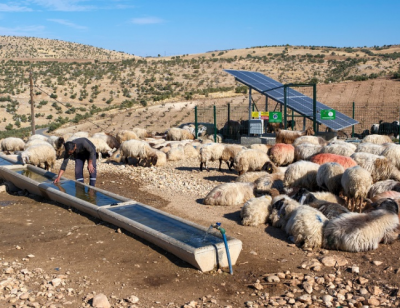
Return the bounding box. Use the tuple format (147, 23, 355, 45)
(0, 36, 137, 60)
(0, 38, 399, 137)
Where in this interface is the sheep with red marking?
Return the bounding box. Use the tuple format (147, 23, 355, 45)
(268, 143, 295, 166)
(311, 153, 357, 169)
(368, 180, 400, 199)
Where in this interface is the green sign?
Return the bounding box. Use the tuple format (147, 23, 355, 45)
(320, 109, 336, 120)
(269, 112, 282, 123)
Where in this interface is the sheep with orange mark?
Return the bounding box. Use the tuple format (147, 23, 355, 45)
(311, 153, 357, 169)
(268, 143, 295, 166)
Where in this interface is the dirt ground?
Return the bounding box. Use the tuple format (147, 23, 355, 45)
(1, 160, 400, 307)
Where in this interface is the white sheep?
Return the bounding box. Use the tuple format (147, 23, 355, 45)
(28, 134, 48, 142)
(19, 143, 56, 171)
(1, 137, 25, 154)
(116, 130, 139, 143)
(283, 160, 320, 191)
(316, 162, 344, 195)
(88, 137, 116, 161)
(292, 188, 345, 205)
(183, 143, 199, 159)
(362, 134, 392, 145)
(292, 135, 327, 147)
(249, 144, 271, 154)
(381, 144, 400, 170)
(199, 143, 225, 171)
(368, 180, 400, 199)
(154, 150, 167, 166)
(167, 146, 185, 161)
(221, 144, 246, 171)
(351, 152, 400, 182)
(120, 139, 158, 166)
(341, 165, 373, 212)
(294, 143, 322, 161)
(24, 138, 50, 149)
(92, 132, 120, 150)
(47, 136, 65, 151)
(71, 131, 89, 138)
(132, 127, 151, 139)
(320, 143, 355, 157)
(268, 143, 295, 166)
(323, 199, 399, 252)
(285, 205, 328, 249)
(254, 173, 285, 195)
(206, 133, 223, 143)
(240, 195, 273, 226)
(166, 128, 195, 141)
(268, 195, 301, 229)
(203, 182, 255, 206)
(234, 149, 271, 175)
(356, 142, 386, 155)
(235, 171, 269, 183)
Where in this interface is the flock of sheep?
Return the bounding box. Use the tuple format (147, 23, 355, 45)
(1, 125, 400, 253)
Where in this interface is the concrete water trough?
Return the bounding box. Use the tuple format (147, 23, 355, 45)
(0, 161, 242, 272)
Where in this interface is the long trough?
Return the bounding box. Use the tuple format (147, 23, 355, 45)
(0, 154, 242, 272)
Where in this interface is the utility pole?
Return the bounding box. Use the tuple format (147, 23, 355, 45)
(29, 71, 36, 135)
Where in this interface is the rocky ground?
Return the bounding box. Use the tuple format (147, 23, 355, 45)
(1, 157, 400, 307)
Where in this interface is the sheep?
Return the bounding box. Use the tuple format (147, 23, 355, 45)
(71, 131, 89, 138)
(203, 182, 255, 206)
(254, 173, 285, 195)
(234, 149, 271, 175)
(47, 136, 65, 151)
(235, 171, 269, 183)
(116, 130, 139, 143)
(269, 195, 301, 229)
(132, 127, 151, 139)
(341, 165, 373, 212)
(294, 143, 322, 161)
(249, 144, 271, 154)
(154, 150, 167, 166)
(316, 162, 344, 195)
(240, 195, 273, 226)
(28, 134, 48, 142)
(362, 134, 392, 145)
(88, 137, 116, 161)
(293, 135, 327, 147)
(92, 132, 120, 150)
(291, 188, 349, 219)
(268, 143, 295, 166)
(19, 143, 56, 171)
(206, 134, 223, 143)
(199, 143, 225, 171)
(323, 198, 399, 252)
(1, 137, 25, 154)
(351, 152, 400, 182)
(183, 143, 199, 159)
(327, 139, 357, 151)
(283, 160, 320, 191)
(167, 146, 185, 161)
(120, 140, 158, 166)
(370, 191, 400, 203)
(311, 153, 357, 169)
(24, 138, 50, 149)
(285, 206, 328, 249)
(355, 142, 386, 155)
(320, 143, 355, 157)
(381, 144, 400, 170)
(166, 128, 195, 141)
(221, 144, 246, 171)
(368, 180, 400, 199)
(145, 138, 166, 146)
(275, 127, 314, 144)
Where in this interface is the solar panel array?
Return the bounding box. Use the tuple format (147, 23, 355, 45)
(224, 69, 358, 130)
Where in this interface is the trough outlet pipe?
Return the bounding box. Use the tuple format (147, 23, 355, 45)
(212, 222, 233, 275)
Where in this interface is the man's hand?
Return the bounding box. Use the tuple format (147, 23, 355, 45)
(53, 177, 61, 184)
(88, 163, 95, 174)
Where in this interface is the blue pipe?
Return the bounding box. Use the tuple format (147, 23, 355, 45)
(213, 222, 233, 275)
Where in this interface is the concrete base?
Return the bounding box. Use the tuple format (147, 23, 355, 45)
(240, 136, 276, 146)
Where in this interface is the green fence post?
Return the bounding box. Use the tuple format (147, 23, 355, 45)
(291, 109, 294, 129)
(228, 103, 231, 138)
(284, 85, 287, 129)
(352, 102, 355, 138)
(195, 106, 198, 139)
(213, 105, 217, 142)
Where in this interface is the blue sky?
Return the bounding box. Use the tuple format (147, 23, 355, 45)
(0, 0, 399, 57)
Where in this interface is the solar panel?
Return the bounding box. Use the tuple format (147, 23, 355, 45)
(224, 70, 359, 131)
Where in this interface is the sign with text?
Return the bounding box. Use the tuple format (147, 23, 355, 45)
(269, 112, 282, 123)
(321, 109, 336, 120)
(260, 111, 269, 120)
(252, 111, 260, 119)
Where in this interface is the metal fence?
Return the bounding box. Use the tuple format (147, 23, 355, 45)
(195, 101, 400, 142)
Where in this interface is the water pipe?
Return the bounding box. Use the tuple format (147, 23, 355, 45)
(212, 222, 233, 275)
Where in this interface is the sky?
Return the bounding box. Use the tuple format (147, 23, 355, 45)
(0, 0, 399, 57)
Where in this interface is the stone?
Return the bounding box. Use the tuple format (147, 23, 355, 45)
(302, 282, 313, 294)
(368, 298, 380, 306)
(372, 260, 383, 266)
(351, 266, 360, 273)
(297, 294, 311, 303)
(19, 292, 29, 300)
(253, 280, 263, 290)
(92, 293, 110, 308)
(300, 259, 321, 270)
(126, 295, 139, 304)
(51, 278, 62, 287)
(265, 275, 280, 283)
(358, 277, 369, 285)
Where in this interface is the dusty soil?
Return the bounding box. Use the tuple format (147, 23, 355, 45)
(1, 157, 400, 307)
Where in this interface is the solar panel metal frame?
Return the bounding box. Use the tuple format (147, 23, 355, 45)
(224, 69, 358, 130)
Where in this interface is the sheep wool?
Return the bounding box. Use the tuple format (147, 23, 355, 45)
(269, 143, 295, 166)
(283, 160, 320, 191)
(294, 143, 322, 161)
(154, 150, 167, 166)
(24, 138, 49, 150)
(320, 143, 355, 157)
(311, 153, 357, 169)
(199, 143, 225, 171)
(316, 162, 344, 195)
(285, 205, 328, 249)
(323, 199, 399, 252)
(241, 195, 273, 226)
(28, 134, 48, 142)
(221, 144, 246, 171)
(1, 137, 25, 153)
(370, 191, 400, 203)
(88, 137, 115, 160)
(356, 142, 386, 155)
(167, 146, 185, 161)
(268, 195, 301, 229)
(381, 144, 400, 170)
(275, 127, 314, 144)
(183, 143, 199, 159)
(203, 182, 255, 206)
(234, 149, 270, 175)
(254, 173, 285, 195)
(293, 135, 327, 147)
(20, 143, 56, 171)
(120, 139, 157, 166)
(132, 127, 151, 139)
(249, 144, 271, 154)
(166, 128, 194, 141)
(235, 171, 269, 183)
(116, 130, 139, 143)
(362, 134, 393, 145)
(368, 180, 400, 198)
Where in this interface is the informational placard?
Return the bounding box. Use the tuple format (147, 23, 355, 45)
(260, 111, 269, 120)
(321, 109, 336, 120)
(269, 112, 282, 123)
(252, 111, 260, 119)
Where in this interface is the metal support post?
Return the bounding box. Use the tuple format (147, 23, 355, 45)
(194, 106, 198, 139)
(213, 105, 217, 142)
(248, 88, 252, 136)
(352, 102, 355, 138)
(313, 84, 317, 135)
(283, 85, 287, 129)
